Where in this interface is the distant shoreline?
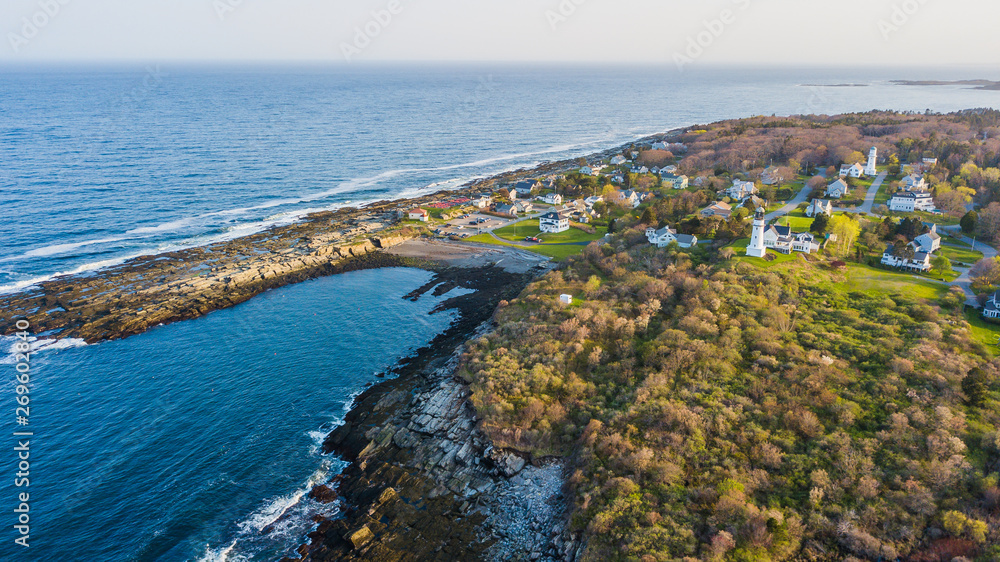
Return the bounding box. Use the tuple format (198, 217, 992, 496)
(892, 79, 1000, 91)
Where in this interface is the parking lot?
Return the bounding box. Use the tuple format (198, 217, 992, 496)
(434, 212, 518, 238)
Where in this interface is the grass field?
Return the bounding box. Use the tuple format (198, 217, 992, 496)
(838, 263, 950, 301)
(963, 309, 1000, 356)
(491, 220, 605, 245)
(727, 238, 803, 269)
(939, 241, 984, 266)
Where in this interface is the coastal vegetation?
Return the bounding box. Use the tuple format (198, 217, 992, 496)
(457, 110, 1000, 561)
(460, 228, 999, 560)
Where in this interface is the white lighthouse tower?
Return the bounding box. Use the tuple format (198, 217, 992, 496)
(865, 146, 878, 176)
(746, 207, 767, 258)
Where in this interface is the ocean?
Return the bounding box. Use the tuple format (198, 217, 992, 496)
(1, 65, 999, 561)
(2, 64, 999, 293)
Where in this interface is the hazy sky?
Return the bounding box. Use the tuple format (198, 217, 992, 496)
(3, 0, 999, 66)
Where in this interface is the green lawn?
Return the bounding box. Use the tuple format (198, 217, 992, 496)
(491, 220, 605, 245)
(467, 225, 605, 260)
(963, 309, 1000, 356)
(939, 241, 984, 266)
(727, 238, 802, 269)
(772, 214, 814, 232)
(838, 263, 950, 301)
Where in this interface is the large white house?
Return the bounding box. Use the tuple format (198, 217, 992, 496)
(806, 199, 833, 218)
(473, 193, 493, 209)
(726, 180, 758, 201)
(984, 291, 1000, 319)
(881, 243, 932, 272)
(888, 191, 935, 212)
(840, 163, 865, 178)
(539, 211, 570, 233)
(610, 155, 627, 166)
(762, 166, 784, 186)
(539, 193, 563, 205)
(645, 226, 698, 249)
(762, 225, 819, 254)
(826, 179, 851, 199)
(914, 225, 942, 253)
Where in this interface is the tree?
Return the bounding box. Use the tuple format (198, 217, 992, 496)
(607, 218, 617, 234)
(969, 257, 1000, 289)
(931, 255, 952, 279)
(829, 215, 861, 255)
(810, 213, 830, 235)
(976, 202, 1000, 241)
(962, 367, 992, 407)
(640, 207, 656, 225)
(961, 211, 978, 234)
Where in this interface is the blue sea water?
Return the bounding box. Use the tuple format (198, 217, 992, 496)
(1, 267, 460, 561)
(1, 64, 999, 293)
(1, 65, 999, 561)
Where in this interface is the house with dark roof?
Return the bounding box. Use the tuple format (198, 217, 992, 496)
(539, 211, 570, 233)
(645, 226, 698, 249)
(826, 179, 850, 199)
(984, 291, 1000, 320)
(880, 243, 931, 272)
(762, 225, 819, 254)
(889, 191, 935, 212)
(495, 203, 517, 217)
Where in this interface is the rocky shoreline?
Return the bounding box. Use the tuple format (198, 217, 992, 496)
(283, 260, 582, 562)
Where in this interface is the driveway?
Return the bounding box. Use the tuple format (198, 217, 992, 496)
(764, 185, 812, 221)
(859, 171, 888, 214)
(938, 226, 997, 306)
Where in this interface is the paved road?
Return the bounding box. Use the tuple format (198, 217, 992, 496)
(858, 171, 888, 214)
(937, 226, 998, 305)
(764, 185, 812, 221)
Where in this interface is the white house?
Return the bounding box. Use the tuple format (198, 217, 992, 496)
(881, 243, 931, 272)
(888, 191, 935, 212)
(983, 291, 1000, 319)
(539, 211, 570, 234)
(408, 208, 430, 222)
(806, 199, 833, 218)
(662, 165, 679, 174)
(840, 163, 865, 178)
(630, 165, 649, 175)
(923, 157, 938, 167)
(651, 141, 669, 150)
(914, 225, 941, 253)
(726, 180, 758, 201)
(540, 193, 563, 205)
(620, 190, 643, 209)
(826, 179, 851, 199)
(610, 155, 627, 166)
(473, 193, 493, 209)
(579, 166, 595, 176)
(584, 196, 603, 208)
(645, 226, 698, 249)
(514, 201, 534, 214)
(661, 173, 689, 190)
(762, 226, 819, 254)
(901, 174, 928, 191)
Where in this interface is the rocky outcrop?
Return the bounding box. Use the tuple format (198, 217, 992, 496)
(277, 264, 576, 562)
